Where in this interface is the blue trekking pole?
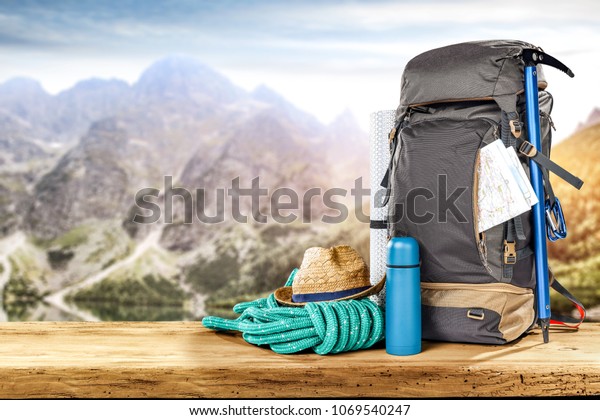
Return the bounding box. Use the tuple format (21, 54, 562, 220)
(521, 49, 579, 343)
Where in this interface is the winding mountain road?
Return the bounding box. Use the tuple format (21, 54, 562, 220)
(44, 229, 164, 321)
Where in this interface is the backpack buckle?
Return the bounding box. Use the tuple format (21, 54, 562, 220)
(518, 141, 537, 158)
(467, 308, 485, 321)
(503, 240, 517, 264)
(509, 119, 522, 138)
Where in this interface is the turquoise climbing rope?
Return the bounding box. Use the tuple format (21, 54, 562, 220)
(202, 269, 385, 355)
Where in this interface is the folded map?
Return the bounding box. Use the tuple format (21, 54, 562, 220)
(476, 139, 538, 233)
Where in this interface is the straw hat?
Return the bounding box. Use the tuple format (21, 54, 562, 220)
(274, 245, 385, 306)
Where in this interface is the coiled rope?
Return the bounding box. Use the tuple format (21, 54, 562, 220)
(202, 269, 385, 354)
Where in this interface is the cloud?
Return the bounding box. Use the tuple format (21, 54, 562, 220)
(0, 0, 597, 138)
(2, 1, 598, 58)
(292, 0, 600, 28)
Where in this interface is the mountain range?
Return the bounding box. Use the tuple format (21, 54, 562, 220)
(0, 56, 370, 321)
(1, 56, 597, 321)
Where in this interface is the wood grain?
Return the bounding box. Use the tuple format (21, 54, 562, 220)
(0, 322, 598, 398)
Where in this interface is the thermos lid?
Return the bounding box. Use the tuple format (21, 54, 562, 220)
(387, 237, 420, 267)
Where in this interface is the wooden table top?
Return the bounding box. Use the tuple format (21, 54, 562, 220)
(0, 322, 598, 398)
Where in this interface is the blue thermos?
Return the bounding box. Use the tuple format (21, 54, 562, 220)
(386, 237, 421, 356)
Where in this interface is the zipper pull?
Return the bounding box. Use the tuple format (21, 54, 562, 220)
(479, 232, 487, 260)
(493, 124, 499, 139)
(540, 111, 556, 131)
(411, 106, 432, 113)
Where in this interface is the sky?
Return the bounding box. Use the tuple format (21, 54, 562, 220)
(0, 0, 599, 139)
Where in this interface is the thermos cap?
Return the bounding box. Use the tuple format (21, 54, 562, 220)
(387, 237, 420, 267)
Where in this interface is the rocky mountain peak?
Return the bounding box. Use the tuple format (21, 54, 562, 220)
(83, 118, 129, 142)
(325, 108, 365, 147)
(0, 77, 53, 135)
(59, 78, 130, 96)
(577, 107, 600, 132)
(0, 77, 49, 98)
(329, 108, 361, 132)
(133, 55, 246, 104)
(251, 84, 323, 136)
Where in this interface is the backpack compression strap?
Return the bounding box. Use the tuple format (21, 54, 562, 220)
(518, 140, 584, 190)
(370, 220, 387, 229)
(379, 120, 402, 207)
(500, 111, 526, 282)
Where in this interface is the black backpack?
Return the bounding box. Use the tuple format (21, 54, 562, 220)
(381, 40, 585, 344)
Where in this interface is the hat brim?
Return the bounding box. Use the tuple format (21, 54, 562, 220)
(274, 275, 386, 307)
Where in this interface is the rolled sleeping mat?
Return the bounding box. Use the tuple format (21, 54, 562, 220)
(369, 110, 395, 307)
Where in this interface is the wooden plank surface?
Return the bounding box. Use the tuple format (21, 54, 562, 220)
(0, 322, 598, 398)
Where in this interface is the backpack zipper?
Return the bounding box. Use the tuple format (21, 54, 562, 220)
(473, 120, 499, 275)
(405, 114, 500, 129)
(421, 281, 533, 295)
(473, 154, 492, 275)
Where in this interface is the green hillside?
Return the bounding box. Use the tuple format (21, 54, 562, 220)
(548, 123, 600, 314)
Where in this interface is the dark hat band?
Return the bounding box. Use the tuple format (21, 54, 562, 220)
(291, 285, 370, 303)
